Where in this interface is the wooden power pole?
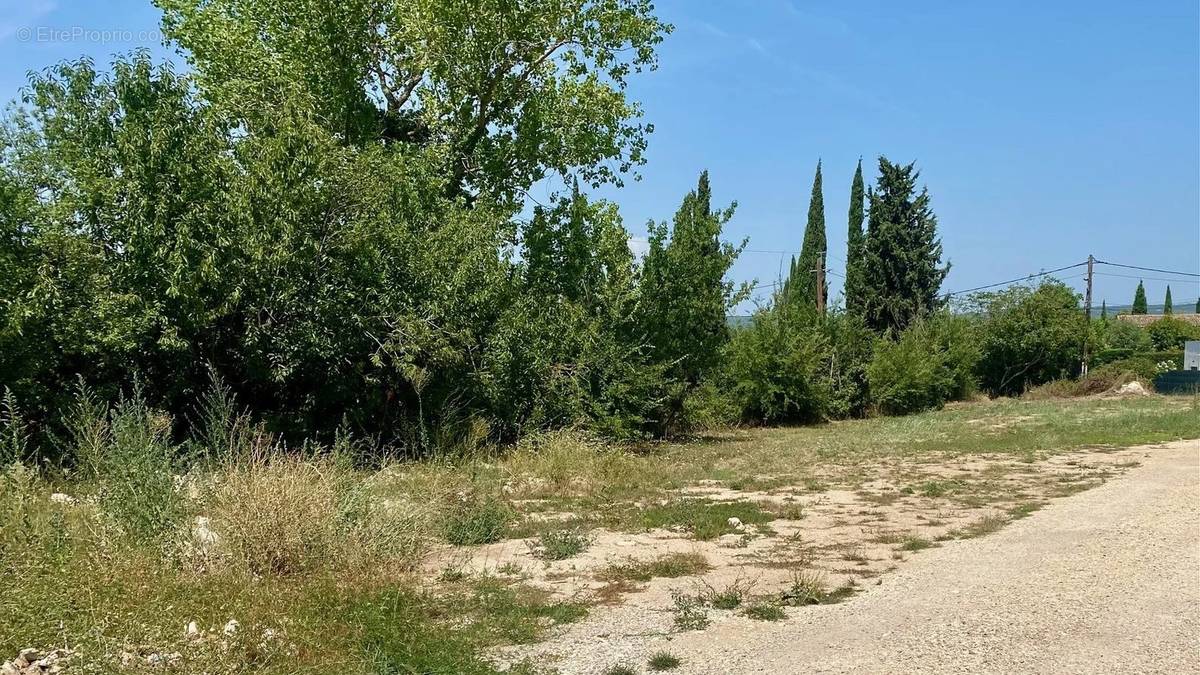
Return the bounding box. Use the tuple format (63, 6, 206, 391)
(1081, 254, 1094, 375)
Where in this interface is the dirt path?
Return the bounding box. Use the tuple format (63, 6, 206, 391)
(663, 439, 1200, 674)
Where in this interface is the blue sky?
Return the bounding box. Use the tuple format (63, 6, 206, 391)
(3, 0, 1198, 312)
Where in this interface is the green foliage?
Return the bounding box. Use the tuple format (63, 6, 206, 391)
(530, 529, 591, 561)
(0, 389, 29, 466)
(784, 161, 826, 310)
(70, 385, 185, 542)
(1097, 320, 1153, 353)
(443, 495, 513, 546)
(725, 305, 831, 424)
(1132, 281, 1148, 314)
(867, 316, 978, 415)
(648, 651, 683, 670)
(975, 281, 1085, 396)
(639, 499, 773, 540)
(860, 158, 949, 333)
(638, 172, 747, 434)
(843, 159, 868, 315)
(1145, 317, 1199, 351)
(1164, 286, 1173, 314)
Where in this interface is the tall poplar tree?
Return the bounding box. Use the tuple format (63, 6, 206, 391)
(1163, 286, 1173, 314)
(860, 158, 949, 334)
(843, 159, 867, 314)
(1132, 281, 1148, 314)
(785, 161, 827, 311)
(1100, 300, 1107, 320)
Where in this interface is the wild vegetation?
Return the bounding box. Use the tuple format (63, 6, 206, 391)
(1, 0, 1197, 671)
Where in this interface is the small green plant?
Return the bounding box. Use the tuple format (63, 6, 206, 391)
(899, 536, 935, 551)
(699, 576, 754, 609)
(603, 666, 638, 675)
(443, 495, 513, 545)
(743, 601, 785, 621)
(529, 528, 591, 560)
(647, 651, 682, 670)
(671, 592, 710, 630)
(781, 571, 826, 606)
(597, 553, 711, 583)
(1008, 502, 1044, 519)
(958, 515, 1007, 538)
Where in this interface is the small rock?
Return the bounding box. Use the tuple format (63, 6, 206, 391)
(185, 621, 200, 638)
(49, 493, 75, 505)
(2, 662, 20, 675)
(223, 619, 240, 636)
(727, 517, 744, 530)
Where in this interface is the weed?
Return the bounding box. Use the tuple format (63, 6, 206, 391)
(648, 651, 682, 670)
(958, 515, 1007, 538)
(603, 666, 638, 675)
(440, 567, 467, 582)
(597, 553, 711, 583)
(781, 571, 826, 606)
(698, 575, 755, 610)
(743, 601, 786, 621)
(529, 528, 591, 560)
(840, 545, 868, 563)
(671, 592, 710, 630)
(917, 480, 956, 497)
(898, 536, 936, 551)
(866, 527, 908, 544)
(639, 499, 773, 540)
(444, 495, 513, 545)
(1008, 502, 1044, 519)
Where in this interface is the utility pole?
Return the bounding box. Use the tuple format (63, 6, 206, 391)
(1081, 254, 1094, 375)
(815, 253, 826, 315)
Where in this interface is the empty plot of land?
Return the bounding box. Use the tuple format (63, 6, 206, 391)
(509, 439, 1199, 674)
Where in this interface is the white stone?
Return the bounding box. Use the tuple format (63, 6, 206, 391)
(727, 517, 744, 530)
(49, 493, 75, 504)
(185, 621, 200, 638)
(223, 619, 240, 636)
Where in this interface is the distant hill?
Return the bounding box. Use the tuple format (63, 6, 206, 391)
(728, 306, 1188, 324)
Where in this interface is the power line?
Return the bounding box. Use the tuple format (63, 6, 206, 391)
(944, 261, 1088, 296)
(1094, 260, 1199, 278)
(1094, 271, 1200, 284)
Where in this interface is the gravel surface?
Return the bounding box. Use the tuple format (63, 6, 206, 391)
(663, 439, 1200, 674)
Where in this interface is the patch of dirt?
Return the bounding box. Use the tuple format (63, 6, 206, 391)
(424, 443, 1164, 673)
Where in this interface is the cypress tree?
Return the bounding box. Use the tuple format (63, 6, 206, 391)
(1163, 286, 1173, 314)
(843, 159, 867, 314)
(1196, 297, 1199, 314)
(786, 161, 826, 311)
(1100, 300, 1107, 320)
(1132, 281, 1147, 314)
(860, 157, 949, 334)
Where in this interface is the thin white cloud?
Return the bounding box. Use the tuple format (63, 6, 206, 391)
(746, 38, 768, 56)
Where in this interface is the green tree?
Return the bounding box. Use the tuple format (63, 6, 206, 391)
(785, 161, 827, 311)
(974, 281, 1085, 396)
(861, 158, 949, 334)
(154, 0, 670, 204)
(1132, 281, 1148, 314)
(1163, 286, 1173, 314)
(1196, 297, 1199, 314)
(639, 171, 746, 433)
(1100, 300, 1108, 320)
(843, 159, 867, 314)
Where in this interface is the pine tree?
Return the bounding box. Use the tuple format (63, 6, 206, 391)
(785, 161, 826, 311)
(1132, 281, 1147, 314)
(860, 158, 949, 334)
(1100, 300, 1107, 320)
(1195, 297, 1199, 314)
(843, 159, 867, 314)
(1163, 286, 1172, 314)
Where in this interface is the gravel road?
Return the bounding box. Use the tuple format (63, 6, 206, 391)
(665, 439, 1200, 674)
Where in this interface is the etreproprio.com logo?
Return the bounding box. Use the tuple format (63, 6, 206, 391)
(16, 26, 164, 44)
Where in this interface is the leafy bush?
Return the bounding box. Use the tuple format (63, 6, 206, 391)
(867, 316, 978, 415)
(975, 281, 1085, 396)
(725, 305, 832, 424)
(1145, 317, 1200, 351)
(68, 386, 185, 542)
(1096, 320, 1152, 353)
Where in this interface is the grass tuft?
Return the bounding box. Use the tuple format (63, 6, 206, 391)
(529, 528, 591, 560)
(743, 601, 786, 621)
(647, 651, 682, 670)
(639, 499, 773, 540)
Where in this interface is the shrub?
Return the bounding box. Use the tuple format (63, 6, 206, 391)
(725, 305, 831, 424)
(1097, 320, 1152, 353)
(868, 316, 976, 415)
(529, 529, 591, 561)
(1145, 317, 1199, 351)
(743, 601, 786, 621)
(69, 386, 185, 542)
(975, 281, 1085, 396)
